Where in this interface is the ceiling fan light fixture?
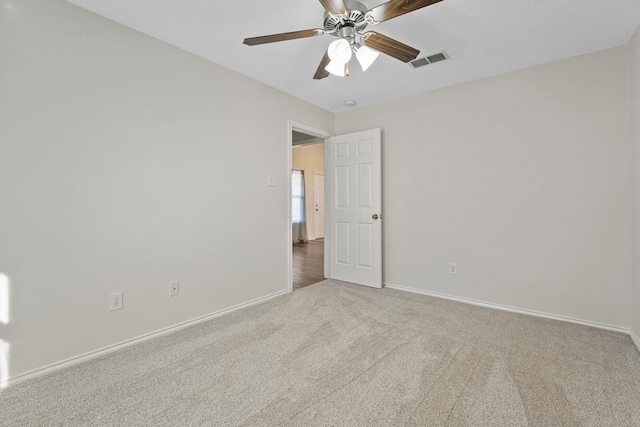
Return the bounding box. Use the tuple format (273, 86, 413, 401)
(325, 60, 346, 77)
(327, 38, 352, 64)
(355, 45, 379, 72)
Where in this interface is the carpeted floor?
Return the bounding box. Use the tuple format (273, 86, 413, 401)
(2, 280, 640, 426)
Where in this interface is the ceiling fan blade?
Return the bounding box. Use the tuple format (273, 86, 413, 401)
(313, 50, 331, 80)
(243, 29, 323, 46)
(319, 0, 347, 15)
(368, 0, 443, 23)
(362, 32, 419, 62)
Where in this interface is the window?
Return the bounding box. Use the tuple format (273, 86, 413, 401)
(292, 170, 304, 224)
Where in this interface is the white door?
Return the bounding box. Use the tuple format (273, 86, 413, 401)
(326, 129, 382, 288)
(313, 172, 324, 239)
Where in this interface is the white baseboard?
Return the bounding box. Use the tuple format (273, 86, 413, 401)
(384, 283, 630, 335)
(1, 289, 290, 389)
(5, 284, 638, 388)
(631, 330, 640, 354)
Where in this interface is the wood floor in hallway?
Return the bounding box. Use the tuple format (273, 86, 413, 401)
(292, 239, 324, 290)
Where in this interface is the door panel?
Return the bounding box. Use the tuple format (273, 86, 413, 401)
(336, 166, 350, 207)
(357, 222, 373, 268)
(326, 129, 382, 288)
(336, 222, 350, 264)
(357, 164, 373, 207)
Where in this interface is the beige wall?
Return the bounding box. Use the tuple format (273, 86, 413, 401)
(0, 0, 333, 380)
(631, 25, 640, 342)
(292, 144, 325, 239)
(335, 47, 632, 329)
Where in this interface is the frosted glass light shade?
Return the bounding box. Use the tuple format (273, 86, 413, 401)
(356, 46, 379, 72)
(325, 60, 346, 77)
(327, 39, 352, 64)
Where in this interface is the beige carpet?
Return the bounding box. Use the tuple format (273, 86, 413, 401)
(2, 280, 640, 426)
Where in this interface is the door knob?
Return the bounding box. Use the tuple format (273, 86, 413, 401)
(372, 214, 379, 220)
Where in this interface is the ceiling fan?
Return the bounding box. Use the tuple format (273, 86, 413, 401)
(243, 0, 443, 79)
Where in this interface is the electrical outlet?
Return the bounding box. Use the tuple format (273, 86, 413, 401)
(170, 281, 179, 297)
(110, 291, 123, 311)
(449, 262, 458, 275)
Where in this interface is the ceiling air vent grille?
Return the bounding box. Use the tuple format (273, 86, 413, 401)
(427, 52, 447, 63)
(410, 51, 450, 69)
(409, 58, 429, 68)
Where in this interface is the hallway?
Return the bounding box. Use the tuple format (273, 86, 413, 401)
(292, 240, 324, 290)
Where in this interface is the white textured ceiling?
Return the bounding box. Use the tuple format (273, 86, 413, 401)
(67, 0, 640, 113)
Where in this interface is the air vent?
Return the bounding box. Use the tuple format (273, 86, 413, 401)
(427, 52, 447, 63)
(410, 51, 450, 69)
(409, 58, 429, 68)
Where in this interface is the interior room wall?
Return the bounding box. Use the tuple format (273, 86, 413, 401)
(335, 47, 632, 329)
(292, 144, 325, 239)
(631, 25, 640, 345)
(0, 0, 333, 381)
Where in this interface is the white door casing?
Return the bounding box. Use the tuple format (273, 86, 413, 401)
(326, 129, 382, 288)
(313, 172, 324, 239)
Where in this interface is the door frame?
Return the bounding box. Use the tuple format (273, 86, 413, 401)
(287, 120, 333, 292)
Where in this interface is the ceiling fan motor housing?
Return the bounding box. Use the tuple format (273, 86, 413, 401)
(323, 0, 369, 36)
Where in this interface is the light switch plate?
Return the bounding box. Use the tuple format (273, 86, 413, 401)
(449, 262, 458, 275)
(267, 175, 277, 187)
(110, 291, 123, 311)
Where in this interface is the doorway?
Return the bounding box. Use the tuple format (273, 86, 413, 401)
(288, 122, 332, 291)
(287, 124, 383, 291)
(292, 134, 324, 290)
